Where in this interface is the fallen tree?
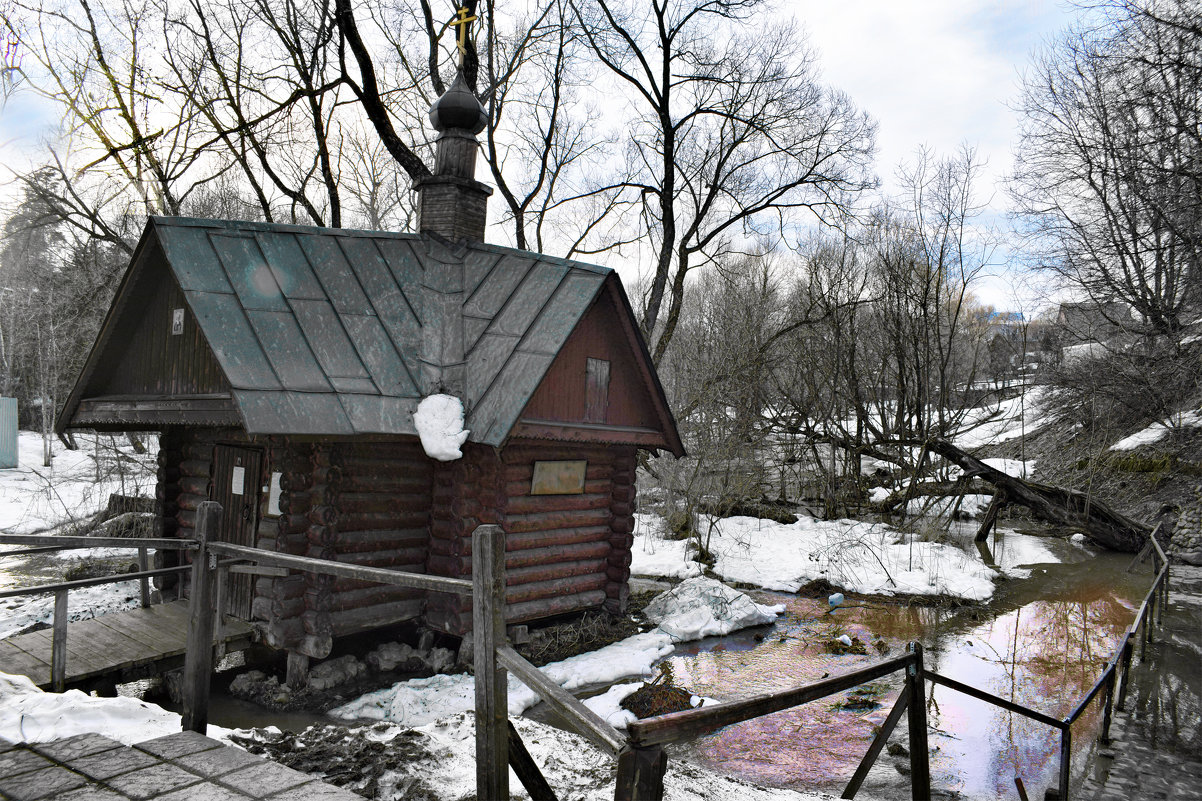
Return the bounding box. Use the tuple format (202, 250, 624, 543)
(924, 438, 1151, 552)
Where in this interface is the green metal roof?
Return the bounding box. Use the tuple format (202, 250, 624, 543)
(145, 216, 612, 444)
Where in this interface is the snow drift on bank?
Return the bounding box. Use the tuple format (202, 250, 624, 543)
(632, 513, 998, 601)
(0, 670, 233, 745)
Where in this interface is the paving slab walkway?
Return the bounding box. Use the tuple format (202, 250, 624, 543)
(1077, 565, 1202, 801)
(0, 730, 363, 801)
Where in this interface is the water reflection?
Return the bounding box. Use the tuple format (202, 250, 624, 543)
(669, 531, 1149, 798)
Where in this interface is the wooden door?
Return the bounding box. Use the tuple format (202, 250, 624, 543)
(210, 444, 262, 619)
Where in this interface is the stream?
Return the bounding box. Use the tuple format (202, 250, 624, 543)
(656, 526, 1150, 799)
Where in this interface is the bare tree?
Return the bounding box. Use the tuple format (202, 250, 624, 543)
(569, 0, 876, 361)
(1012, 0, 1200, 337)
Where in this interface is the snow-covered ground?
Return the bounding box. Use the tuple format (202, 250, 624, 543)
(0, 432, 158, 636)
(333, 577, 782, 731)
(952, 387, 1049, 449)
(0, 432, 157, 535)
(1110, 408, 1202, 451)
(331, 712, 831, 801)
(632, 513, 1000, 601)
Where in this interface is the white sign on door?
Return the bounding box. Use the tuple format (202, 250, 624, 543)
(231, 465, 245, 496)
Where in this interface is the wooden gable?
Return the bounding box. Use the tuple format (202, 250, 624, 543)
(512, 277, 684, 455)
(61, 236, 239, 430)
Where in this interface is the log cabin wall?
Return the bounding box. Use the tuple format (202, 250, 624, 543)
(260, 439, 313, 653)
(425, 443, 502, 635)
(606, 445, 638, 614)
(153, 428, 186, 601)
(320, 440, 433, 645)
(499, 441, 617, 627)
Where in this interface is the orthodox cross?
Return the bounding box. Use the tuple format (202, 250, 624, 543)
(449, 6, 477, 64)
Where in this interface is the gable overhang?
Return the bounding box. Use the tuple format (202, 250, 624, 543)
(57, 219, 246, 434)
(503, 274, 685, 458)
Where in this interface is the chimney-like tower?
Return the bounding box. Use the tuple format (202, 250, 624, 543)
(414, 71, 493, 242)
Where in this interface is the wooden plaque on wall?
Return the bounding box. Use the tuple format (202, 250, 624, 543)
(531, 460, 587, 495)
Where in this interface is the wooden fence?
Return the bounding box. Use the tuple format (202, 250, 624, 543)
(617, 522, 1172, 801)
(1, 512, 1172, 801)
(0, 534, 196, 690)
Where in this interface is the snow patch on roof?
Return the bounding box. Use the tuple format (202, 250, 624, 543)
(413, 395, 470, 461)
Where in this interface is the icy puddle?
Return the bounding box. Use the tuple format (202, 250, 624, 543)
(661, 529, 1149, 799)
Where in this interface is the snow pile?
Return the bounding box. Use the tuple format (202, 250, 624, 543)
(333, 629, 676, 727)
(1110, 409, 1202, 451)
(642, 576, 783, 641)
(356, 712, 826, 801)
(0, 432, 156, 535)
(633, 513, 998, 601)
(868, 486, 892, 504)
(0, 670, 233, 745)
(333, 577, 783, 727)
(413, 395, 470, 461)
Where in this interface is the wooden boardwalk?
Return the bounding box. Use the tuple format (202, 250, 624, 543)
(0, 600, 254, 689)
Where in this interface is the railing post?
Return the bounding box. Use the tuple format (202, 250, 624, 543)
(615, 745, 667, 801)
(906, 642, 930, 800)
(1055, 725, 1071, 800)
(1100, 667, 1116, 745)
(137, 546, 150, 608)
(473, 524, 508, 801)
(182, 501, 219, 734)
(1115, 637, 1133, 711)
(51, 589, 68, 692)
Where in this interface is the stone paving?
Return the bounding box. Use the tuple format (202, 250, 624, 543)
(1076, 565, 1202, 801)
(0, 730, 364, 801)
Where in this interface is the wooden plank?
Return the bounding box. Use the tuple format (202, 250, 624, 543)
(626, 654, 913, 747)
(497, 645, 624, 757)
(70, 617, 164, 667)
(17, 625, 123, 682)
(0, 640, 51, 685)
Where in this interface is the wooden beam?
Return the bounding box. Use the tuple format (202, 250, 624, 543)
(182, 501, 219, 734)
(207, 542, 472, 594)
(626, 654, 912, 747)
(497, 645, 625, 757)
(473, 525, 508, 801)
(508, 721, 557, 801)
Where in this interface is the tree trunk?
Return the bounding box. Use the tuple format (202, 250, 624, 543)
(925, 438, 1149, 552)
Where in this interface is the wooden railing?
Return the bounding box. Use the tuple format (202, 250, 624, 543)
(615, 522, 1173, 801)
(3, 512, 1172, 801)
(181, 501, 625, 801)
(0, 533, 196, 691)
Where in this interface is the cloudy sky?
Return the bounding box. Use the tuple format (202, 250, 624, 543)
(798, 0, 1082, 310)
(1, 0, 1082, 309)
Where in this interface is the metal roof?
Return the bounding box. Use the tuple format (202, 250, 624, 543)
(142, 216, 613, 444)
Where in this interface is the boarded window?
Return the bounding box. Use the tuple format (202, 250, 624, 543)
(585, 358, 610, 423)
(531, 460, 587, 495)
